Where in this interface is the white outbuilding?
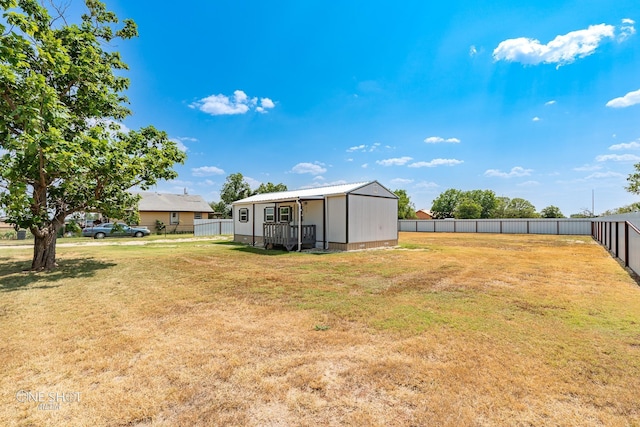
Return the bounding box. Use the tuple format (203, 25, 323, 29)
(232, 181, 398, 251)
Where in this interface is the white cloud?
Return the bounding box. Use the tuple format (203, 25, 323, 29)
(424, 136, 460, 144)
(361, 163, 368, 169)
(606, 89, 640, 108)
(408, 158, 464, 168)
(596, 153, 640, 162)
(573, 164, 602, 172)
(619, 18, 636, 41)
(313, 176, 325, 181)
(517, 181, 540, 187)
(376, 156, 413, 166)
(370, 142, 381, 152)
(347, 144, 366, 152)
(484, 166, 532, 178)
(609, 141, 640, 150)
(532, 116, 541, 122)
(170, 138, 189, 153)
(585, 171, 625, 179)
(469, 45, 478, 56)
(191, 90, 276, 115)
(291, 162, 327, 175)
(256, 97, 276, 114)
(415, 181, 439, 189)
(245, 176, 261, 189)
(390, 178, 414, 185)
(493, 24, 615, 66)
(545, 100, 556, 106)
(191, 166, 225, 176)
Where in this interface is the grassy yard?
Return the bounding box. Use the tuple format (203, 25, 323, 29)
(1, 232, 639, 426)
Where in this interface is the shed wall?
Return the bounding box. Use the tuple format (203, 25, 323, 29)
(302, 200, 325, 247)
(348, 195, 398, 243)
(326, 196, 346, 243)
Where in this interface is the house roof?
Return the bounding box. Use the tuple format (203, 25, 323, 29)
(136, 192, 214, 212)
(234, 181, 395, 204)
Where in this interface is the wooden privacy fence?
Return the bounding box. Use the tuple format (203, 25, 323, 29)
(398, 219, 592, 235)
(194, 219, 233, 236)
(592, 217, 640, 277)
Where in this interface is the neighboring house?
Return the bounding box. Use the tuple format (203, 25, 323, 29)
(416, 209, 434, 220)
(0, 218, 15, 233)
(232, 181, 398, 251)
(136, 192, 214, 233)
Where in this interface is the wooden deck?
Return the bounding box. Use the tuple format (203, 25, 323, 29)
(263, 223, 316, 251)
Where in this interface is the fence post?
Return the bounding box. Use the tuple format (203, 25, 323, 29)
(625, 222, 630, 268)
(615, 222, 619, 257)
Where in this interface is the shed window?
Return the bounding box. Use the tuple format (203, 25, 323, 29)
(279, 206, 291, 222)
(264, 207, 275, 222)
(239, 208, 249, 223)
(194, 212, 202, 220)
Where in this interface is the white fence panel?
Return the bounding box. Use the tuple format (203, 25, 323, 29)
(434, 221, 455, 232)
(528, 220, 557, 234)
(617, 224, 626, 261)
(501, 221, 528, 234)
(398, 221, 416, 232)
(629, 226, 640, 275)
(194, 219, 233, 236)
(477, 221, 501, 233)
(455, 221, 477, 233)
(417, 221, 435, 232)
(559, 220, 591, 235)
(398, 219, 592, 235)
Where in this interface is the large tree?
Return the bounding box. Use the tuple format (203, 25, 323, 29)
(503, 198, 538, 218)
(430, 188, 462, 219)
(254, 182, 287, 195)
(220, 173, 251, 206)
(394, 189, 416, 219)
(0, 1, 185, 270)
(431, 188, 497, 219)
(454, 198, 482, 219)
(540, 205, 565, 218)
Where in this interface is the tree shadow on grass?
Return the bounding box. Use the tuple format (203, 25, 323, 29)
(0, 258, 117, 292)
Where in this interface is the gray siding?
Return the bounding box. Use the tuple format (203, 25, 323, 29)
(326, 196, 346, 243)
(348, 195, 398, 243)
(194, 219, 233, 236)
(302, 200, 325, 247)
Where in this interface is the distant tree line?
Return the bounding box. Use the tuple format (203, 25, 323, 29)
(429, 188, 565, 219)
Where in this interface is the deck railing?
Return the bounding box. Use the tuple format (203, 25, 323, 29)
(263, 223, 316, 251)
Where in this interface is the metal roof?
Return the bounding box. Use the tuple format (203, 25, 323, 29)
(136, 192, 214, 212)
(233, 181, 377, 204)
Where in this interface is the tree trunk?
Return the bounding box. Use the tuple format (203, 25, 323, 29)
(31, 227, 58, 271)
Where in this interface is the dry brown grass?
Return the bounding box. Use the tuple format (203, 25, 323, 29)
(1, 232, 639, 426)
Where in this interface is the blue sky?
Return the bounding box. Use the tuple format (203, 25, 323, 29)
(105, 0, 640, 215)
